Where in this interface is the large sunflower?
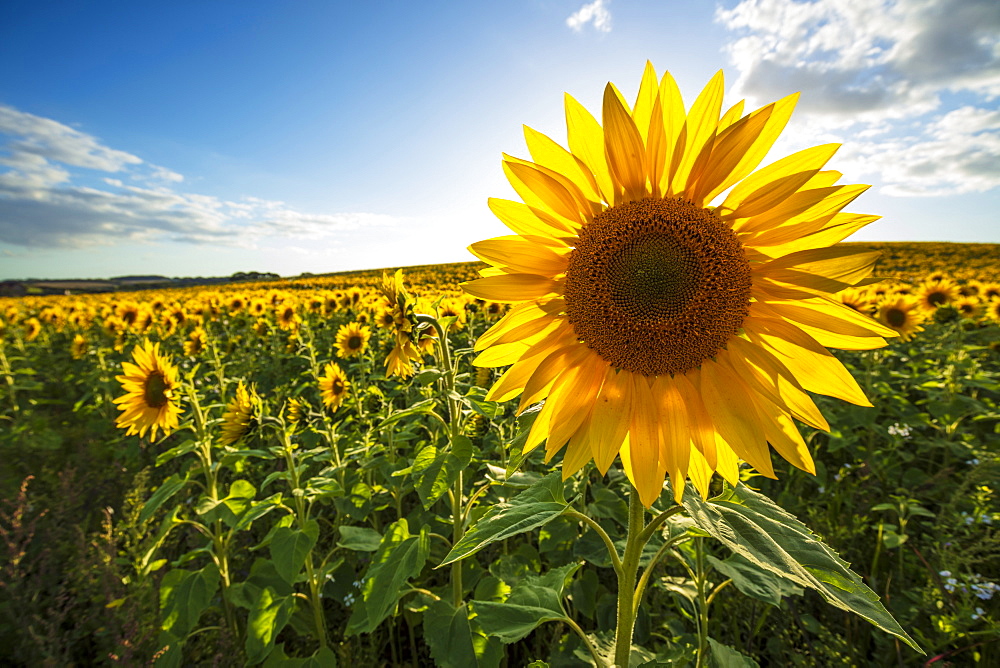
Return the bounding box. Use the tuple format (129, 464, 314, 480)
(463, 63, 896, 507)
(113, 340, 183, 440)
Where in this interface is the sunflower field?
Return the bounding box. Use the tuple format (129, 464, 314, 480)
(2, 63, 1000, 667)
(0, 244, 996, 667)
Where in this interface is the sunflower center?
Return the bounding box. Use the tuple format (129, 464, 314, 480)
(927, 291, 948, 306)
(886, 308, 907, 328)
(348, 335, 362, 350)
(144, 372, 170, 408)
(564, 197, 752, 376)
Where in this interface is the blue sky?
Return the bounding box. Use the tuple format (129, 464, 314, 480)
(1, 0, 998, 280)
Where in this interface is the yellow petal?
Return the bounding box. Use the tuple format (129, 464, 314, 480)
(517, 342, 591, 414)
(488, 198, 577, 240)
(589, 367, 632, 474)
(462, 274, 562, 302)
(671, 70, 724, 196)
(469, 237, 569, 277)
(603, 84, 648, 202)
(756, 399, 816, 475)
(524, 125, 602, 203)
(504, 158, 589, 226)
(631, 61, 659, 144)
(627, 373, 665, 507)
(545, 350, 607, 457)
(565, 92, 615, 203)
(655, 71, 686, 197)
(652, 375, 691, 504)
(700, 358, 776, 478)
(718, 143, 840, 217)
(746, 316, 872, 406)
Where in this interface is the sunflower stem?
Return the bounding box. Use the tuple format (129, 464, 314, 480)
(613, 485, 645, 667)
(694, 537, 710, 668)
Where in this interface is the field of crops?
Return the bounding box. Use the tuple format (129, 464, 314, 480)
(1, 241, 998, 666)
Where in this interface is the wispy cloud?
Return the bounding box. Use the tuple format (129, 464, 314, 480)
(567, 0, 612, 33)
(0, 104, 399, 249)
(716, 0, 1000, 196)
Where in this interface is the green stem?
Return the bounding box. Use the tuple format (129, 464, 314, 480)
(565, 615, 603, 667)
(694, 538, 709, 668)
(283, 433, 328, 648)
(564, 509, 624, 578)
(613, 486, 645, 668)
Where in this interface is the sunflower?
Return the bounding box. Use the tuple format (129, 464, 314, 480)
(980, 282, 1000, 301)
(184, 327, 208, 356)
(955, 296, 981, 319)
(335, 322, 372, 358)
(276, 304, 300, 331)
(916, 278, 960, 312)
(463, 63, 895, 507)
(23, 317, 42, 341)
(286, 397, 306, 425)
(378, 270, 423, 378)
(438, 298, 467, 331)
(113, 340, 183, 440)
(374, 307, 397, 329)
(838, 287, 874, 315)
(318, 361, 350, 411)
(876, 297, 925, 341)
(70, 334, 88, 359)
(220, 380, 259, 446)
(987, 298, 1000, 324)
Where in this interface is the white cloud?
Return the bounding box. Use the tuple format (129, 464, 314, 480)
(715, 0, 1000, 196)
(0, 105, 399, 249)
(567, 0, 612, 33)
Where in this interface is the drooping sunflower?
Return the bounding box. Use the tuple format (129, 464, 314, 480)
(318, 361, 350, 411)
(335, 322, 372, 359)
(876, 297, 925, 341)
(463, 63, 896, 507)
(220, 380, 259, 446)
(113, 340, 183, 440)
(378, 270, 423, 378)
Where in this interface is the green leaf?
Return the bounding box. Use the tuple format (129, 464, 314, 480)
(155, 439, 199, 467)
(413, 368, 445, 386)
(337, 525, 382, 552)
(380, 398, 439, 429)
(708, 637, 760, 668)
(683, 484, 921, 652)
(505, 404, 543, 477)
(707, 554, 801, 607)
(473, 563, 580, 644)
(196, 479, 257, 526)
(411, 436, 475, 508)
(346, 519, 430, 635)
(246, 587, 295, 665)
(233, 493, 285, 532)
(269, 520, 319, 585)
(140, 473, 188, 524)
(423, 600, 479, 668)
(441, 472, 568, 566)
(159, 562, 220, 636)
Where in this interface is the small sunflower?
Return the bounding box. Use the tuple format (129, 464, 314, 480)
(838, 287, 874, 315)
(876, 297, 925, 341)
(955, 296, 981, 320)
(23, 317, 42, 341)
(70, 334, 88, 359)
(464, 63, 894, 506)
(220, 380, 259, 446)
(318, 361, 350, 412)
(986, 298, 1000, 324)
(184, 327, 208, 356)
(335, 322, 372, 359)
(980, 282, 1000, 301)
(113, 340, 183, 440)
(286, 397, 306, 425)
(374, 307, 397, 329)
(916, 278, 960, 311)
(276, 304, 300, 331)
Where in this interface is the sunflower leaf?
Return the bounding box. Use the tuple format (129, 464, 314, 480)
(683, 484, 921, 653)
(440, 472, 569, 566)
